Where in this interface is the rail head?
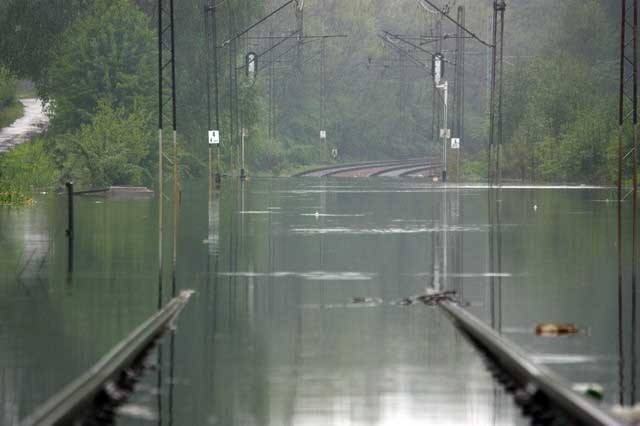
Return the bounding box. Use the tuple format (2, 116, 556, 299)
(292, 157, 435, 177)
(440, 301, 628, 426)
(21, 290, 194, 426)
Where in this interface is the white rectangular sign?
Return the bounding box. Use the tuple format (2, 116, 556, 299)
(440, 128, 451, 139)
(320, 130, 327, 139)
(209, 130, 220, 145)
(451, 138, 460, 149)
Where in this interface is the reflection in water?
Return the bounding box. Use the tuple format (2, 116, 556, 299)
(487, 185, 503, 331)
(8, 180, 637, 424)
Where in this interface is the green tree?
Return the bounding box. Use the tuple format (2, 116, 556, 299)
(53, 101, 151, 187)
(0, 66, 18, 109)
(41, 0, 154, 133)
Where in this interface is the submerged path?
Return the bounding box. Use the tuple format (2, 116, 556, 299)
(0, 98, 49, 154)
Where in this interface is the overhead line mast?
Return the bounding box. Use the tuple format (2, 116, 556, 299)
(158, 0, 179, 304)
(618, 0, 639, 406)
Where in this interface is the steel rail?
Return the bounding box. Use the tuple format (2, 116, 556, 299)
(293, 158, 431, 177)
(324, 159, 433, 177)
(370, 161, 442, 177)
(398, 163, 444, 177)
(21, 290, 194, 426)
(440, 301, 627, 426)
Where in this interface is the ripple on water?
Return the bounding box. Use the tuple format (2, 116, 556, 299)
(116, 404, 157, 421)
(217, 271, 376, 281)
(290, 225, 484, 235)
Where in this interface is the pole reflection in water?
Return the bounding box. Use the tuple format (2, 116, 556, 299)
(433, 193, 443, 292)
(487, 185, 503, 331)
(154, 331, 177, 426)
(617, 187, 639, 406)
(442, 186, 448, 292)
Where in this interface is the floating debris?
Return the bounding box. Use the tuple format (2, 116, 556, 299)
(348, 296, 383, 306)
(572, 383, 603, 400)
(393, 298, 415, 306)
(535, 323, 579, 336)
(416, 290, 457, 306)
(612, 404, 640, 422)
(392, 290, 457, 307)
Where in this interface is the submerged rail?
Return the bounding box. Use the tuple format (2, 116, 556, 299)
(21, 290, 193, 426)
(440, 301, 626, 426)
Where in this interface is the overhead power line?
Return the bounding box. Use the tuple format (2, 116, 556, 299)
(223, 0, 296, 45)
(419, 0, 494, 48)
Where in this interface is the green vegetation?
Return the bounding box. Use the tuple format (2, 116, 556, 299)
(49, 101, 151, 187)
(0, 0, 629, 189)
(0, 0, 155, 200)
(0, 102, 23, 129)
(0, 65, 22, 128)
(490, 0, 618, 183)
(0, 138, 60, 205)
(40, 0, 154, 133)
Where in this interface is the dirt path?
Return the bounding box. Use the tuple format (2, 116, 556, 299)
(0, 98, 49, 154)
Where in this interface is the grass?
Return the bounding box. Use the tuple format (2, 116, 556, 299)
(0, 101, 24, 129)
(0, 191, 34, 206)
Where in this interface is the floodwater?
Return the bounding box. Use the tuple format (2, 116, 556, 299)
(0, 178, 633, 425)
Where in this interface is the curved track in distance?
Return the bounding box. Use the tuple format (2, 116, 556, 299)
(294, 158, 441, 178)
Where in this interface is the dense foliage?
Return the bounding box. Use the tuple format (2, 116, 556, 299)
(0, 0, 630, 188)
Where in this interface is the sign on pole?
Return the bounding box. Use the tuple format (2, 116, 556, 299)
(246, 52, 257, 80)
(451, 138, 460, 149)
(433, 53, 444, 85)
(440, 128, 451, 139)
(320, 130, 327, 140)
(209, 130, 220, 145)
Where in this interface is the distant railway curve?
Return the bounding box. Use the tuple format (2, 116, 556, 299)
(293, 158, 442, 178)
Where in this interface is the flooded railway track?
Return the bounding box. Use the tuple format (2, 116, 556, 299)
(440, 302, 626, 426)
(21, 291, 193, 426)
(294, 158, 441, 178)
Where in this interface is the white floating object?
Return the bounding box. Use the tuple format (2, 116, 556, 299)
(612, 404, 640, 421)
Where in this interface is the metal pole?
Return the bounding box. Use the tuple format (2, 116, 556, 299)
(65, 181, 74, 282)
(157, 0, 164, 303)
(169, 0, 178, 297)
(241, 127, 246, 180)
(488, 5, 498, 185)
(618, 0, 626, 405)
(321, 37, 326, 146)
(496, 1, 506, 186)
(65, 181, 74, 239)
(212, 1, 221, 185)
(295, 0, 304, 72)
(205, 4, 213, 194)
(438, 81, 450, 182)
(234, 38, 240, 162)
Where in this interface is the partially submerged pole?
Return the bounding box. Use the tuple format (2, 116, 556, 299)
(65, 181, 74, 281)
(65, 181, 74, 239)
(241, 127, 246, 180)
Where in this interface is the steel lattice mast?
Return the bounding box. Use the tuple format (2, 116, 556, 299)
(618, 0, 639, 406)
(158, 0, 179, 304)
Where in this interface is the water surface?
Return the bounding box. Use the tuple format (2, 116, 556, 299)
(0, 178, 632, 425)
